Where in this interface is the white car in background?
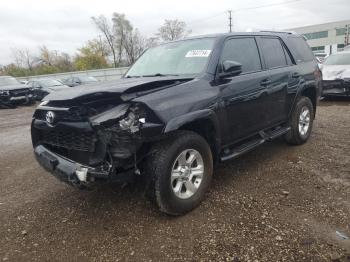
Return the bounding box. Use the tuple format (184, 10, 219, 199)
(321, 51, 350, 97)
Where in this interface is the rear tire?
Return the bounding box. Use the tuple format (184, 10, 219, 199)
(285, 96, 314, 145)
(146, 131, 213, 215)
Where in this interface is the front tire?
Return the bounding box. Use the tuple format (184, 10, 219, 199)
(285, 96, 314, 145)
(146, 131, 213, 215)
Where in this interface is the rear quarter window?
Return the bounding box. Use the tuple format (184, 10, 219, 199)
(286, 36, 314, 63)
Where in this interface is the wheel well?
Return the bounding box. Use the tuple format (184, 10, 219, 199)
(179, 119, 219, 162)
(301, 87, 316, 117)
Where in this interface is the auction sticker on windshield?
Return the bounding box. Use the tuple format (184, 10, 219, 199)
(185, 50, 212, 57)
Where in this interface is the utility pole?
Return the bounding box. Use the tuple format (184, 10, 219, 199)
(345, 24, 349, 47)
(228, 10, 233, 32)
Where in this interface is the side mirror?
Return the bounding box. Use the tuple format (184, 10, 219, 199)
(219, 60, 242, 78)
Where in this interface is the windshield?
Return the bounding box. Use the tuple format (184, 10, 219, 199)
(79, 76, 98, 82)
(0, 76, 20, 86)
(125, 38, 215, 77)
(39, 79, 64, 88)
(324, 53, 350, 65)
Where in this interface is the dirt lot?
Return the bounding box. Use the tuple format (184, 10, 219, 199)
(0, 100, 349, 262)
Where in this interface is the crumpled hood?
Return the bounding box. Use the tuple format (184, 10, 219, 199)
(44, 77, 191, 101)
(0, 84, 28, 91)
(322, 65, 350, 81)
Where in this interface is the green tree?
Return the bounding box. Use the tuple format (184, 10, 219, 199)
(73, 40, 108, 70)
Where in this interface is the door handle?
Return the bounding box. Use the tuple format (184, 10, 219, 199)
(292, 72, 301, 78)
(260, 78, 271, 86)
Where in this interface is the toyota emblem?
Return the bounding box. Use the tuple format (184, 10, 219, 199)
(46, 111, 55, 124)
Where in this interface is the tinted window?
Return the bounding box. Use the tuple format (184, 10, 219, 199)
(260, 38, 287, 68)
(287, 36, 314, 63)
(221, 38, 261, 73)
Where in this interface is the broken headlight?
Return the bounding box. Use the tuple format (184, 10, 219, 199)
(119, 105, 146, 133)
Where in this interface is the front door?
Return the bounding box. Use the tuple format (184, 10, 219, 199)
(217, 37, 272, 144)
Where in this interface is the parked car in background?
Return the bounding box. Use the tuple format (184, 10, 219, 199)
(321, 51, 350, 97)
(0, 76, 34, 108)
(27, 78, 70, 101)
(62, 76, 98, 87)
(32, 32, 320, 215)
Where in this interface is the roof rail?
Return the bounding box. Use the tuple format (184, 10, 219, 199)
(260, 30, 294, 34)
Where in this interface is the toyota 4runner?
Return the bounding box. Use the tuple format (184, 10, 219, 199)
(32, 32, 321, 215)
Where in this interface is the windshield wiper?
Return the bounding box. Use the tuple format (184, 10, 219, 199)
(142, 73, 179, 77)
(125, 75, 141, 78)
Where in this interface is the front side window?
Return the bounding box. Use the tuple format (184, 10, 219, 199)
(126, 38, 215, 77)
(260, 38, 287, 69)
(220, 37, 262, 73)
(38, 79, 64, 88)
(79, 76, 98, 83)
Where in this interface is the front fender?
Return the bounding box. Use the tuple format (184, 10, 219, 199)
(164, 109, 220, 134)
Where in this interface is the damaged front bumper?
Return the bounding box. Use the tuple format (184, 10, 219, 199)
(322, 79, 350, 97)
(32, 102, 164, 188)
(34, 145, 112, 188)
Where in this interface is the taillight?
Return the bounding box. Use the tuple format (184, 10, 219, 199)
(314, 68, 322, 81)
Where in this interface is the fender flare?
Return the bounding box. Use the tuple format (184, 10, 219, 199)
(289, 81, 307, 116)
(164, 109, 219, 133)
(289, 82, 318, 119)
(163, 109, 221, 154)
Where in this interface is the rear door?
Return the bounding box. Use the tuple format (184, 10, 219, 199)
(256, 36, 293, 125)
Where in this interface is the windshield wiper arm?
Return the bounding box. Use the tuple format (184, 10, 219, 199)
(125, 75, 141, 78)
(142, 73, 179, 77)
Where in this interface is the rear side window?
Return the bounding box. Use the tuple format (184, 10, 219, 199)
(221, 38, 262, 73)
(260, 38, 287, 68)
(286, 36, 314, 63)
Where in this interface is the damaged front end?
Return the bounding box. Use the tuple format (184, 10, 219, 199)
(322, 66, 350, 97)
(31, 98, 163, 188)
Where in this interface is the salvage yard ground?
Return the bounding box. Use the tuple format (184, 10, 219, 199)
(0, 100, 349, 262)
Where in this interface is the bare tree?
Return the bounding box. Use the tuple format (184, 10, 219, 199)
(11, 48, 36, 71)
(123, 29, 150, 64)
(92, 15, 118, 67)
(55, 52, 73, 71)
(38, 45, 56, 66)
(157, 19, 190, 41)
(112, 13, 133, 65)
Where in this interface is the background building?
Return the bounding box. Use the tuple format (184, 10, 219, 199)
(287, 20, 350, 55)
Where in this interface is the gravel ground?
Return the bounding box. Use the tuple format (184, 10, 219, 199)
(0, 100, 349, 262)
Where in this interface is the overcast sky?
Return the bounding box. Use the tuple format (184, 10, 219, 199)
(0, 0, 349, 65)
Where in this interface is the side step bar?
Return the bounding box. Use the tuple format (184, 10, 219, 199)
(220, 126, 290, 162)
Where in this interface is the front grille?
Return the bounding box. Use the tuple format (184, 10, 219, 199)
(41, 131, 97, 152)
(34, 110, 83, 122)
(10, 88, 29, 97)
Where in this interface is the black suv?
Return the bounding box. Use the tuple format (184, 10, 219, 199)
(0, 76, 34, 108)
(32, 32, 321, 215)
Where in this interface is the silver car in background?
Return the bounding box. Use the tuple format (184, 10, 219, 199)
(321, 51, 350, 97)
